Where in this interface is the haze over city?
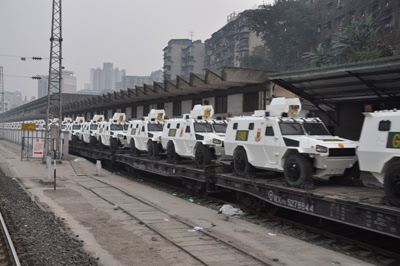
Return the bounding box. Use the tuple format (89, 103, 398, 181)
(0, 0, 267, 100)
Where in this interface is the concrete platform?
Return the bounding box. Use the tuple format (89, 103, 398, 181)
(0, 140, 371, 266)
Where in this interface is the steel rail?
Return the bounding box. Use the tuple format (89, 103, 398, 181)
(0, 210, 21, 266)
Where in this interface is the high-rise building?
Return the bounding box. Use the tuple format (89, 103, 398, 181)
(37, 71, 77, 98)
(204, 11, 263, 71)
(181, 40, 205, 77)
(163, 39, 206, 80)
(89, 63, 126, 92)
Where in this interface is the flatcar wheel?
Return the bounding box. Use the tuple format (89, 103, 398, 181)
(99, 138, 105, 151)
(110, 137, 118, 151)
(194, 145, 211, 169)
(384, 164, 400, 207)
(233, 147, 255, 177)
(283, 153, 314, 189)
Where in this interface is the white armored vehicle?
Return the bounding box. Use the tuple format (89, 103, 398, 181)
(61, 118, 72, 132)
(97, 113, 128, 150)
(81, 114, 104, 145)
(224, 97, 359, 189)
(161, 105, 227, 168)
(71, 117, 85, 142)
(127, 109, 166, 159)
(358, 109, 400, 206)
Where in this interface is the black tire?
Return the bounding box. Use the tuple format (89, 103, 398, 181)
(233, 147, 255, 177)
(72, 135, 79, 143)
(99, 138, 105, 150)
(330, 162, 362, 186)
(110, 137, 119, 151)
(384, 164, 400, 207)
(167, 142, 181, 163)
(90, 136, 97, 146)
(283, 153, 314, 189)
(129, 139, 140, 156)
(148, 141, 160, 160)
(195, 145, 212, 169)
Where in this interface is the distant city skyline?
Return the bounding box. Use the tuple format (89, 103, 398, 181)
(0, 0, 265, 99)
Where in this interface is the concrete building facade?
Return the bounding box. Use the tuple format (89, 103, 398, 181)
(305, 0, 400, 50)
(37, 71, 77, 99)
(163, 39, 205, 80)
(204, 11, 263, 71)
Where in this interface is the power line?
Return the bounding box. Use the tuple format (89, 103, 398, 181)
(0, 54, 49, 60)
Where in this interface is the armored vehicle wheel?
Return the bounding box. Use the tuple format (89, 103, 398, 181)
(72, 135, 79, 143)
(233, 147, 255, 177)
(283, 153, 314, 189)
(130, 139, 140, 156)
(110, 137, 118, 151)
(167, 142, 181, 163)
(99, 138, 105, 150)
(384, 164, 400, 207)
(330, 162, 362, 186)
(148, 141, 159, 160)
(195, 145, 211, 169)
(90, 136, 97, 146)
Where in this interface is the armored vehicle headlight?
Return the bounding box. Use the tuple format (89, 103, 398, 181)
(316, 145, 328, 153)
(213, 138, 222, 144)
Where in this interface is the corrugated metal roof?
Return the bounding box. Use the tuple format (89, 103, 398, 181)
(269, 56, 400, 107)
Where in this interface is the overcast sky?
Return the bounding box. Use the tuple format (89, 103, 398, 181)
(0, 0, 272, 99)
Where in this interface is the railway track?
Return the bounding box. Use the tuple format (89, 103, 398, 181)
(95, 158, 400, 266)
(70, 160, 270, 265)
(0, 210, 20, 266)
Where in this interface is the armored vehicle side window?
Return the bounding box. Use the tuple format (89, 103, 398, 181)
(249, 123, 254, 130)
(233, 123, 238, 130)
(303, 122, 330, 135)
(379, 120, 391, 131)
(177, 123, 180, 129)
(90, 125, 98, 130)
(279, 122, 304, 135)
(185, 126, 191, 133)
(111, 124, 123, 130)
(265, 126, 274, 136)
(124, 124, 129, 130)
(142, 126, 145, 131)
(167, 123, 170, 129)
(194, 122, 213, 133)
(72, 125, 81, 130)
(148, 124, 163, 131)
(136, 124, 139, 128)
(213, 123, 227, 133)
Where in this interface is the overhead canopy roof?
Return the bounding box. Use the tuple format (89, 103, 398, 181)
(269, 55, 400, 111)
(63, 67, 271, 113)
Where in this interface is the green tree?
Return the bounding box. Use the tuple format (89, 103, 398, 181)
(246, 0, 316, 70)
(241, 45, 272, 69)
(302, 43, 334, 67)
(332, 14, 393, 63)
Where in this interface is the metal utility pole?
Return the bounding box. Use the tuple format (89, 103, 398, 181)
(0, 66, 4, 114)
(44, 0, 63, 159)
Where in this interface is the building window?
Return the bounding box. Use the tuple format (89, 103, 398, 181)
(131, 106, 137, 118)
(215, 96, 227, 114)
(143, 105, 149, 116)
(337, 0, 344, 8)
(192, 98, 202, 107)
(173, 101, 182, 116)
(328, 2, 334, 12)
(243, 92, 259, 113)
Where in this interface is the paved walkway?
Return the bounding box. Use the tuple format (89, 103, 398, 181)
(0, 140, 371, 266)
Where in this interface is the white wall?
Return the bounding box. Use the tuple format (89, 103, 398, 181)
(227, 94, 243, 116)
(164, 102, 173, 118)
(137, 106, 143, 118)
(182, 100, 192, 114)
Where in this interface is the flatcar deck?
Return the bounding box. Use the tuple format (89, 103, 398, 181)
(71, 145, 400, 239)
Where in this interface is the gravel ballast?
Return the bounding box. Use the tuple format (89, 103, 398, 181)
(0, 170, 97, 265)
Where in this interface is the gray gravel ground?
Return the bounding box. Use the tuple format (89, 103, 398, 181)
(0, 170, 97, 266)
